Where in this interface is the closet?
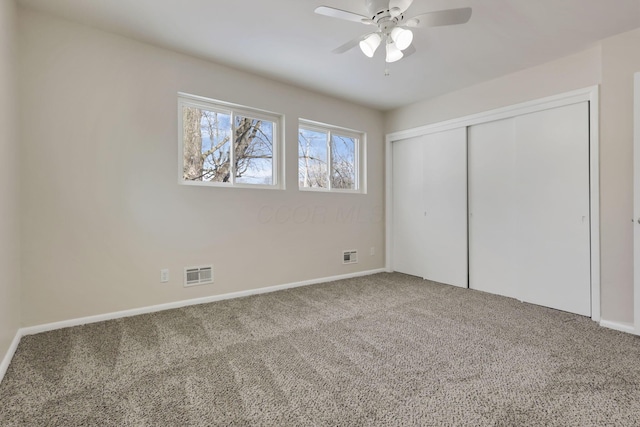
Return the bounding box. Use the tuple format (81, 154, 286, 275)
(391, 95, 593, 317)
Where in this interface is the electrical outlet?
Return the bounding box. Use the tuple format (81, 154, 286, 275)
(160, 269, 169, 283)
(370, 247, 375, 256)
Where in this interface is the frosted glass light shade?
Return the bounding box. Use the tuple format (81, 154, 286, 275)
(385, 42, 403, 63)
(359, 33, 382, 58)
(391, 27, 413, 51)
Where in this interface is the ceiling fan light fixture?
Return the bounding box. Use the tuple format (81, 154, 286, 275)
(385, 42, 403, 63)
(316, 3, 473, 65)
(391, 27, 413, 51)
(359, 33, 382, 58)
(389, 6, 402, 17)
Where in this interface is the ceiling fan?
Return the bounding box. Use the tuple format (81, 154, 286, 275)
(315, 0, 472, 63)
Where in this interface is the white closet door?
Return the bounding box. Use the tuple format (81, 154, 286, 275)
(515, 103, 591, 316)
(468, 118, 519, 299)
(392, 129, 468, 286)
(392, 136, 425, 277)
(422, 128, 468, 287)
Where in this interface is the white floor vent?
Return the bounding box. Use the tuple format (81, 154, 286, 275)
(184, 265, 214, 287)
(343, 250, 358, 264)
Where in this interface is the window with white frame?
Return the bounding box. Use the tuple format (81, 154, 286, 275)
(179, 93, 283, 188)
(298, 120, 364, 192)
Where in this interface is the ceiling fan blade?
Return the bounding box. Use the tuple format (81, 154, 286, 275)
(315, 6, 372, 25)
(389, 0, 414, 14)
(332, 35, 366, 54)
(406, 7, 472, 28)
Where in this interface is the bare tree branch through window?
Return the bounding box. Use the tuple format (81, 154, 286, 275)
(299, 124, 360, 191)
(182, 105, 275, 185)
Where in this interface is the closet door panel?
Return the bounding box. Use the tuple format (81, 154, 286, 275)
(422, 128, 468, 287)
(392, 136, 425, 277)
(515, 102, 591, 316)
(468, 118, 519, 299)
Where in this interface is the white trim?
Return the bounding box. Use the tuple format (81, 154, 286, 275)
(385, 86, 601, 320)
(385, 129, 393, 273)
(0, 268, 381, 383)
(600, 320, 636, 335)
(0, 330, 22, 384)
(0, 270, 629, 386)
(634, 72, 640, 336)
(177, 92, 283, 118)
(588, 87, 601, 322)
(386, 87, 597, 142)
(297, 187, 365, 194)
(20, 269, 386, 337)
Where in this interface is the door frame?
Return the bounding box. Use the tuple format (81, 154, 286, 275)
(385, 86, 600, 321)
(634, 73, 640, 335)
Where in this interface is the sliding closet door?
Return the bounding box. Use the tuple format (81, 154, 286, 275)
(422, 128, 468, 287)
(515, 103, 591, 316)
(392, 128, 467, 287)
(393, 136, 425, 277)
(468, 118, 519, 299)
(468, 102, 591, 316)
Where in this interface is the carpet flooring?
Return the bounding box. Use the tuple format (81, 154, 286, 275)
(1, 273, 640, 426)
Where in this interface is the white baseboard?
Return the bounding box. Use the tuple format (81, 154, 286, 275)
(20, 268, 387, 337)
(4, 270, 635, 384)
(600, 319, 637, 335)
(0, 330, 22, 384)
(0, 268, 385, 383)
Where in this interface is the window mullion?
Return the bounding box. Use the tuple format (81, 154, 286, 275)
(327, 131, 332, 190)
(273, 123, 278, 187)
(355, 137, 360, 190)
(230, 112, 236, 185)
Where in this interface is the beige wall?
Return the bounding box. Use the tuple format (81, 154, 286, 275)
(0, 0, 21, 360)
(18, 9, 385, 326)
(599, 27, 640, 324)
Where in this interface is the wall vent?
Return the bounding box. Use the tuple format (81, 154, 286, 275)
(343, 250, 358, 265)
(184, 265, 214, 287)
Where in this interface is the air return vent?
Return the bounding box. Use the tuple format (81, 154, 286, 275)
(184, 265, 213, 287)
(343, 250, 358, 265)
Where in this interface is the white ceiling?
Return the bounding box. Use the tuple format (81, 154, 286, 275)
(17, 0, 640, 111)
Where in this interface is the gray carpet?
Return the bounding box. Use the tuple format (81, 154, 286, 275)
(1, 273, 640, 426)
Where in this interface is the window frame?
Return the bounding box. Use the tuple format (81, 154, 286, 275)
(298, 119, 366, 194)
(178, 92, 284, 189)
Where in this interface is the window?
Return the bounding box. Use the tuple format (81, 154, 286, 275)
(179, 93, 283, 188)
(298, 120, 364, 192)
